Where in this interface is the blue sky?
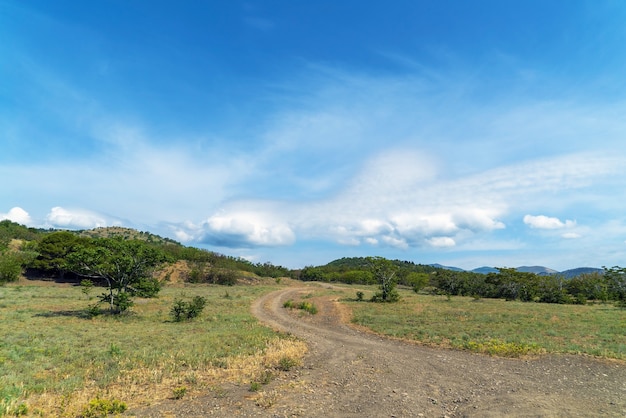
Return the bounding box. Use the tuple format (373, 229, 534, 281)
(2, 1, 626, 270)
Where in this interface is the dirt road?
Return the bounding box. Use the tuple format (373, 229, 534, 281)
(134, 286, 626, 417)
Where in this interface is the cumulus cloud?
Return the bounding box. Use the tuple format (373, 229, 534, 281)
(427, 236, 456, 248)
(292, 149, 511, 248)
(196, 210, 296, 248)
(0, 207, 33, 226)
(523, 214, 576, 230)
(45, 206, 112, 229)
(184, 148, 617, 250)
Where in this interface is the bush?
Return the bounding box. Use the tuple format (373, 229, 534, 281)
(371, 289, 400, 303)
(82, 398, 127, 418)
(297, 301, 318, 314)
(131, 277, 162, 298)
(463, 339, 542, 358)
(208, 268, 237, 285)
(283, 299, 318, 314)
(172, 386, 187, 399)
(277, 356, 299, 371)
(0, 252, 22, 284)
(170, 296, 207, 322)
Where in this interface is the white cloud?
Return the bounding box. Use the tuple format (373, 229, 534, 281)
(523, 214, 576, 230)
(45, 206, 111, 229)
(0, 207, 33, 226)
(381, 235, 409, 249)
(177, 148, 619, 251)
(561, 232, 581, 239)
(199, 210, 295, 248)
(392, 213, 458, 237)
(427, 236, 456, 248)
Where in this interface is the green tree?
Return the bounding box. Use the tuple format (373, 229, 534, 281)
(486, 268, 539, 301)
(367, 256, 400, 302)
(432, 269, 463, 296)
(31, 231, 87, 278)
(299, 266, 327, 282)
(537, 275, 570, 304)
(340, 270, 375, 285)
(604, 266, 626, 306)
(67, 238, 169, 313)
(406, 272, 429, 293)
(566, 272, 608, 302)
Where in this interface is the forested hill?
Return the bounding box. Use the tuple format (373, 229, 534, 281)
(76, 226, 180, 245)
(0, 220, 290, 282)
(324, 257, 442, 274)
(0, 221, 180, 248)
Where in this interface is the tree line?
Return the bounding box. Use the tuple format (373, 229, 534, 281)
(2, 220, 625, 308)
(295, 256, 626, 306)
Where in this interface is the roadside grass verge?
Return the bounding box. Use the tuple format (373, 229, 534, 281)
(0, 282, 306, 416)
(337, 285, 625, 359)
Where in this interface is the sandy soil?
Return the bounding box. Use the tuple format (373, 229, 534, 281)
(131, 285, 626, 417)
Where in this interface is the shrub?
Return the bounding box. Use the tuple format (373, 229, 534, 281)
(0, 252, 21, 284)
(277, 356, 298, 371)
(131, 277, 162, 298)
(82, 398, 127, 418)
(371, 289, 400, 303)
(463, 339, 542, 357)
(283, 299, 318, 314)
(206, 268, 237, 286)
(170, 296, 207, 322)
(173, 386, 187, 399)
(356, 291, 364, 301)
(297, 301, 318, 314)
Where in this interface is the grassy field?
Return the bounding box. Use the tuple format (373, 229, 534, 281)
(343, 285, 626, 359)
(2, 281, 625, 416)
(0, 280, 305, 417)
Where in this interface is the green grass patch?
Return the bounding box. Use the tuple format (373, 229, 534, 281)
(0, 282, 299, 416)
(341, 286, 625, 359)
(283, 299, 318, 315)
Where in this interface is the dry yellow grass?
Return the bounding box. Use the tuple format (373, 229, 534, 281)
(24, 338, 307, 417)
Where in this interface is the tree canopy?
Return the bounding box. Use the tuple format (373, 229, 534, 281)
(66, 237, 170, 313)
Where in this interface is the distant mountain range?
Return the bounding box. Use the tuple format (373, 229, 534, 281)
(430, 264, 603, 278)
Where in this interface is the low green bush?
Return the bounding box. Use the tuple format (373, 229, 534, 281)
(283, 299, 318, 314)
(170, 296, 207, 322)
(82, 398, 127, 418)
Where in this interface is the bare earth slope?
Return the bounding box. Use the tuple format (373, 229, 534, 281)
(132, 285, 626, 417)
